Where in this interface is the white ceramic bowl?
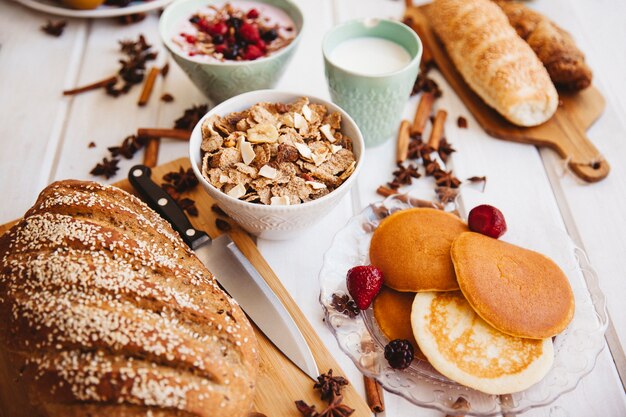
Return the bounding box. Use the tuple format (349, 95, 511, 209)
(189, 90, 364, 240)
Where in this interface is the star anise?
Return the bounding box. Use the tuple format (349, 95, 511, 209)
(175, 104, 209, 131)
(295, 395, 354, 417)
(436, 186, 459, 205)
(434, 170, 462, 188)
(411, 73, 442, 98)
(178, 197, 198, 217)
(330, 294, 359, 319)
(423, 154, 442, 177)
(437, 138, 456, 162)
(108, 134, 147, 159)
(90, 157, 120, 179)
(391, 162, 420, 187)
(314, 369, 349, 402)
(106, 34, 157, 97)
(163, 166, 199, 193)
(41, 20, 66, 37)
(407, 138, 426, 160)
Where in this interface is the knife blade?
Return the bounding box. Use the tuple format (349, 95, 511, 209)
(128, 164, 319, 380)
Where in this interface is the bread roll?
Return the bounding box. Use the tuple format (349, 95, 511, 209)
(0, 180, 258, 417)
(428, 0, 558, 126)
(496, 0, 593, 90)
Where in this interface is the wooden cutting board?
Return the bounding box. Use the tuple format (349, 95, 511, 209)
(0, 158, 371, 417)
(404, 3, 609, 182)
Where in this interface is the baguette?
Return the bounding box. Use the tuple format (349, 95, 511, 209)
(428, 0, 558, 126)
(0, 180, 258, 417)
(495, 0, 592, 90)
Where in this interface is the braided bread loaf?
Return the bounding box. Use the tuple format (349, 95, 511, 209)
(428, 0, 558, 126)
(0, 180, 258, 417)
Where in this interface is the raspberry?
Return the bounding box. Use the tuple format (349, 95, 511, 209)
(207, 21, 228, 36)
(247, 8, 259, 19)
(468, 204, 507, 239)
(384, 339, 414, 370)
(239, 22, 260, 43)
(243, 44, 264, 60)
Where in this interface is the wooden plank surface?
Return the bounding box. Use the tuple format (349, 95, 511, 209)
(0, 157, 371, 416)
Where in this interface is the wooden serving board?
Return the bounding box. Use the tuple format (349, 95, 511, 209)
(0, 158, 371, 417)
(404, 3, 609, 182)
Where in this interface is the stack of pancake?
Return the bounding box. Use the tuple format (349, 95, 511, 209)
(369, 208, 574, 395)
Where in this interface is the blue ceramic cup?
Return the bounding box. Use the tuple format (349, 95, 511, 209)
(323, 19, 422, 147)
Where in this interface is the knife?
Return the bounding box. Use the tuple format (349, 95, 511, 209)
(128, 164, 319, 380)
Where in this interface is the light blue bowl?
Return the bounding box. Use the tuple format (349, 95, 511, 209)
(159, 0, 303, 104)
(323, 19, 422, 147)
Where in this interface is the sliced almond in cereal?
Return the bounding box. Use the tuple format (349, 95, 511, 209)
(302, 104, 312, 122)
(306, 180, 327, 190)
(240, 139, 256, 165)
(258, 164, 278, 179)
(295, 142, 312, 159)
(293, 112, 308, 131)
(219, 174, 230, 183)
(227, 183, 247, 199)
(247, 123, 279, 144)
(320, 124, 335, 143)
(311, 148, 330, 167)
(270, 196, 290, 206)
(330, 144, 342, 154)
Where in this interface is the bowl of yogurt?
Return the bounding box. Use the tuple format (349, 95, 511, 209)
(160, 0, 303, 103)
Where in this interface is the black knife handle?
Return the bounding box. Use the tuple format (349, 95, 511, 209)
(128, 165, 210, 250)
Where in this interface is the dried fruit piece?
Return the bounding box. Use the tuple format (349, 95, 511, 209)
(468, 204, 507, 238)
(346, 266, 384, 310)
(247, 123, 278, 143)
(384, 339, 414, 370)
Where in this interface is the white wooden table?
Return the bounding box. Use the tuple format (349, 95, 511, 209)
(1, 0, 625, 415)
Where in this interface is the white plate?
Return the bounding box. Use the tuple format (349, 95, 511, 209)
(319, 193, 608, 416)
(13, 0, 173, 18)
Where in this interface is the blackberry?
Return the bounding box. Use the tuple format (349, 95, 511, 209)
(384, 339, 414, 370)
(212, 34, 225, 44)
(188, 15, 200, 24)
(261, 28, 278, 42)
(227, 17, 243, 29)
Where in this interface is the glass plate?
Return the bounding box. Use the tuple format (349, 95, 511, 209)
(319, 194, 608, 416)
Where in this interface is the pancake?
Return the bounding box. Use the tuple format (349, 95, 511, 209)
(373, 286, 426, 361)
(369, 208, 468, 292)
(451, 232, 575, 339)
(411, 291, 554, 395)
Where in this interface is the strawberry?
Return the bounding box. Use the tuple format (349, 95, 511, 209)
(468, 204, 507, 238)
(346, 266, 384, 310)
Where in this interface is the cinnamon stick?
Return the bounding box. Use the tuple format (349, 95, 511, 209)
(143, 137, 160, 167)
(363, 376, 385, 413)
(411, 92, 435, 136)
(445, 397, 470, 417)
(404, 0, 413, 8)
(396, 120, 411, 163)
(407, 13, 434, 71)
(376, 186, 398, 198)
(138, 67, 160, 106)
(137, 128, 190, 141)
(63, 75, 117, 96)
(428, 109, 447, 150)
